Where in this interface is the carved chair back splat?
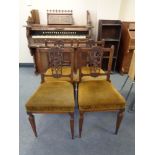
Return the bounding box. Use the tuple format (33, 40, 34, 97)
(78, 45, 114, 82)
(36, 47, 74, 83)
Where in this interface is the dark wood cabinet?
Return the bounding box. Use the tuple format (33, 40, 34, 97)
(97, 20, 122, 71)
(118, 22, 135, 74)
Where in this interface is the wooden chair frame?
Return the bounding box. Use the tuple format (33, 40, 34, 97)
(42, 39, 105, 74)
(27, 46, 75, 139)
(77, 45, 125, 137)
(78, 45, 114, 82)
(38, 47, 74, 83)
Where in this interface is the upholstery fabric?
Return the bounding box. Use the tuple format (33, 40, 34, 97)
(81, 66, 106, 81)
(66, 67, 106, 82)
(44, 66, 71, 82)
(26, 81, 75, 113)
(44, 66, 106, 82)
(78, 80, 126, 112)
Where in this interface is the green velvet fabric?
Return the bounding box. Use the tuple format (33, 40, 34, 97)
(78, 80, 126, 112)
(26, 81, 75, 113)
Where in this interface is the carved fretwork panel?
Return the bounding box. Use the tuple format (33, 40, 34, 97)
(54, 40, 64, 47)
(86, 39, 95, 47)
(85, 40, 95, 64)
(88, 47, 103, 77)
(48, 47, 63, 78)
(47, 10, 73, 25)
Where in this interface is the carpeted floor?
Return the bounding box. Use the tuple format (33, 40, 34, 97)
(19, 67, 135, 155)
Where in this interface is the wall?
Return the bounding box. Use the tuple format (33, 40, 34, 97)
(19, 0, 134, 63)
(97, 0, 122, 20)
(119, 0, 135, 21)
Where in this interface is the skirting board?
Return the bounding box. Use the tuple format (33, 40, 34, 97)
(19, 63, 34, 67)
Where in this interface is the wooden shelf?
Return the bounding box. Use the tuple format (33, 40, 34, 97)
(104, 38, 119, 42)
(103, 56, 117, 59)
(102, 24, 121, 26)
(98, 20, 122, 71)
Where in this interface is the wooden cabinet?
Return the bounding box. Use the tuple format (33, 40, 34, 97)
(118, 22, 135, 74)
(97, 20, 122, 71)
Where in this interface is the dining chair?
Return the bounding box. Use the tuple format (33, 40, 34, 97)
(77, 45, 126, 137)
(25, 46, 75, 139)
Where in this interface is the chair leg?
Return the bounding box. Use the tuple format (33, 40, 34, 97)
(115, 109, 124, 134)
(69, 112, 74, 139)
(79, 112, 84, 138)
(27, 112, 38, 137)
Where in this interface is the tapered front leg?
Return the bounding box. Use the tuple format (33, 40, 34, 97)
(115, 109, 125, 134)
(79, 111, 84, 138)
(27, 112, 38, 137)
(69, 112, 74, 139)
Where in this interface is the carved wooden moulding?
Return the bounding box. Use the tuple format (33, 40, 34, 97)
(88, 47, 103, 77)
(48, 47, 63, 78)
(47, 10, 73, 25)
(86, 39, 96, 48)
(54, 40, 64, 47)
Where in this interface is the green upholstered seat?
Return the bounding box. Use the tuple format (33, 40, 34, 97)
(26, 81, 75, 113)
(78, 80, 126, 112)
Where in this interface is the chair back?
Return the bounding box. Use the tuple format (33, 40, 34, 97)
(36, 46, 74, 82)
(78, 45, 114, 82)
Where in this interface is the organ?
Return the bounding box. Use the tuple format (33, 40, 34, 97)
(25, 10, 93, 74)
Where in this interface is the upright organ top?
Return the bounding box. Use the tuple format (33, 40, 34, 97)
(25, 9, 93, 73)
(47, 9, 73, 25)
(29, 25, 90, 40)
(26, 10, 93, 48)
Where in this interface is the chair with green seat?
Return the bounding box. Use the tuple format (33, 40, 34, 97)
(78, 45, 126, 137)
(25, 46, 75, 139)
